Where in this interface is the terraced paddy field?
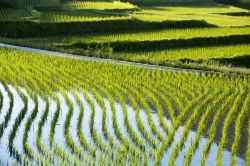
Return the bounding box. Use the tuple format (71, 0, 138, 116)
(0, 0, 250, 166)
(0, 1, 250, 73)
(0, 48, 249, 165)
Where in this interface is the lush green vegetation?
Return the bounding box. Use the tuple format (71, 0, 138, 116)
(0, 0, 249, 165)
(0, 1, 249, 73)
(0, 48, 249, 165)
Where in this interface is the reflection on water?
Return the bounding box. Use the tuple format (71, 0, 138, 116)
(0, 87, 246, 165)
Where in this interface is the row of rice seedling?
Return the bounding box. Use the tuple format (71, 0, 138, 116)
(247, 120, 250, 166)
(82, 90, 110, 153)
(0, 83, 14, 138)
(200, 89, 238, 165)
(22, 95, 38, 159)
(167, 88, 220, 166)
(91, 88, 116, 147)
(127, 86, 159, 148)
(19, 61, 76, 164)
(138, 5, 250, 26)
(140, 82, 171, 134)
(0, 48, 249, 165)
(8, 87, 28, 163)
(154, 71, 195, 119)
(184, 88, 230, 166)
(113, 85, 146, 151)
(0, 87, 3, 114)
(36, 96, 49, 154)
(25, 54, 164, 163)
(215, 84, 245, 166)
(30, 47, 247, 165)
(99, 86, 130, 150)
(231, 90, 250, 165)
(21, 59, 97, 164)
(58, 26, 250, 43)
(49, 96, 61, 147)
(40, 12, 129, 22)
(117, 44, 250, 68)
(69, 34, 250, 53)
(0, 63, 30, 162)
(63, 1, 137, 10)
(72, 90, 97, 156)
(17, 65, 45, 159)
(61, 91, 82, 158)
(155, 82, 214, 165)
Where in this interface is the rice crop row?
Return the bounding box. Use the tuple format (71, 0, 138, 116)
(0, 48, 249, 165)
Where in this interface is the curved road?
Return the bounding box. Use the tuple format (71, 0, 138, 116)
(0, 42, 248, 77)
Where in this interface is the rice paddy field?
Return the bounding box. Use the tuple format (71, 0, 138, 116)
(1, 1, 250, 72)
(0, 0, 250, 166)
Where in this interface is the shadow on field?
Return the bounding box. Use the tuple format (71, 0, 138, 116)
(0, 19, 216, 38)
(215, 12, 250, 16)
(61, 34, 250, 52)
(211, 55, 250, 68)
(0, 2, 12, 8)
(180, 55, 250, 68)
(130, 1, 224, 7)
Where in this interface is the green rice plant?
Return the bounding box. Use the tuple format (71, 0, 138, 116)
(168, 88, 220, 166)
(36, 96, 50, 154)
(91, 88, 116, 148)
(63, 1, 137, 10)
(72, 90, 97, 157)
(247, 119, 250, 166)
(114, 85, 145, 150)
(215, 82, 245, 166)
(82, 89, 110, 153)
(51, 27, 250, 44)
(231, 89, 250, 165)
(98, 86, 130, 149)
(200, 88, 238, 166)
(184, 87, 230, 166)
(23, 94, 38, 159)
(154, 80, 212, 165)
(0, 48, 249, 164)
(127, 86, 158, 148)
(139, 85, 167, 140)
(0, 82, 14, 138)
(0, 87, 3, 114)
(62, 90, 82, 156)
(8, 85, 28, 163)
(49, 96, 60, 147)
